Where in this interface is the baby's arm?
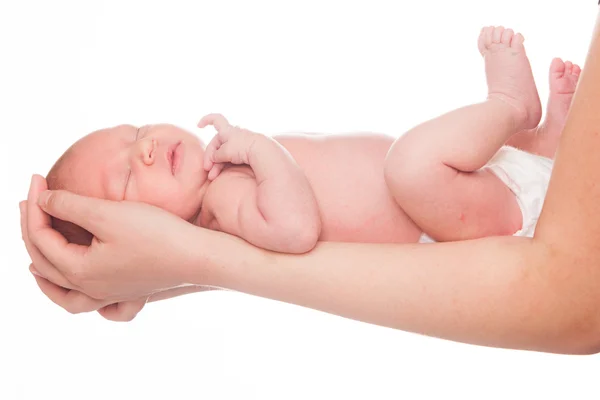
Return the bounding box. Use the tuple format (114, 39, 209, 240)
(199, 114, 321, 253)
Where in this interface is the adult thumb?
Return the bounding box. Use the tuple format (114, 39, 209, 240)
(37, 189, 112, 240)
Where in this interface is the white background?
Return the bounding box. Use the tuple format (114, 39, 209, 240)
(1, 0, 599, 399)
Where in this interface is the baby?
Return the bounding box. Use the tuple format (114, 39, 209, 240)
(47, 26, 580, 252)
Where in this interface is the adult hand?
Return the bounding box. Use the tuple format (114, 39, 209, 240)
(21, 174, 207, 302)
(30, 268, 148, 321)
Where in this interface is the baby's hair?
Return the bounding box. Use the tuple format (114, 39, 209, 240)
(47, 148, 94, 246)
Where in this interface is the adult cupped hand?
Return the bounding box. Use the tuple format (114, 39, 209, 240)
(21, 175, 202, 304)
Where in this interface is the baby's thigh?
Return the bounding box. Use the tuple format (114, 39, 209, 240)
(426, 169, 523, 241)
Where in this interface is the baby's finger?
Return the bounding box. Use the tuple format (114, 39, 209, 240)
(208, 164, 225, 181)
(203, 136, 223, 171)
(33, 273, 106, 314)
(212, 140, 250, 165)
(198, 113, 230, 131)
(211, 141, 235, 164)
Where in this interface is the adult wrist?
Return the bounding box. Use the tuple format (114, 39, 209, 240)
(179, 225, 268, 289)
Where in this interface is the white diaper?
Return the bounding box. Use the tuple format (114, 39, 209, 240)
(419, 146, 553, 243)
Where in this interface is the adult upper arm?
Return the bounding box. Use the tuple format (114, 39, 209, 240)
(531, 11, 600, 352)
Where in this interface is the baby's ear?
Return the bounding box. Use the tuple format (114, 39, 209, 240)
(50, 217, 93, 246)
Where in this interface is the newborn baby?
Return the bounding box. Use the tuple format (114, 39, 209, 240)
(48, 26, 579, 251)
(48, 119, 419, 252)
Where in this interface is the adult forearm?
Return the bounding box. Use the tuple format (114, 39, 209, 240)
(147, 285, 221, 303)
(189, 232, 595, 354)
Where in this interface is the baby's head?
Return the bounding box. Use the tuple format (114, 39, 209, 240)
(47, 124, 209, 245)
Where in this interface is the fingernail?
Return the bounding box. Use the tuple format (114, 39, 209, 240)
(29, 264, 41, 276)
(38, 190, 52, 208)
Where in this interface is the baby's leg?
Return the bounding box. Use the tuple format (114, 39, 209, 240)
(384, 26, 541, 241)
(506, 58, 581, 158)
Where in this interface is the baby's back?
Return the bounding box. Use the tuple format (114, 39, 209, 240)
(275, 133, 421, 243)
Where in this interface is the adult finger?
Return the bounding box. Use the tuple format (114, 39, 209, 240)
(35, 186, 114, 239)
(198, 113, 230, 131)
(32, 271, 108, 314)
(21, 199, 75, 289)
(27, 176, 90, 280)
(97, 299, 147, 322)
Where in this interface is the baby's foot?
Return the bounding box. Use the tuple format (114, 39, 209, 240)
(478, 26, 542, 130)
(542, 57, 581, 130)
(528, 58, 581, 158)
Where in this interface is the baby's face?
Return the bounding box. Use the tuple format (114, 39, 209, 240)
(65, 124, 208, 221)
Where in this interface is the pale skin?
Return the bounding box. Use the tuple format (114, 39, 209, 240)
(48, 119, 422, 251)
(198, 118, 421, 248)
(19, 12, 600, 354)
(385, 26, 580, 241)
(38, 33, 578, 319)
(47, 26, 578, 256)
(198, 26, 580, 247)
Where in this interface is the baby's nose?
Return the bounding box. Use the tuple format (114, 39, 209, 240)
(139, 138, 157, 166)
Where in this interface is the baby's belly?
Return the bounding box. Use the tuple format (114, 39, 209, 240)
(316, 185, 422, 244)
(277, 134, 422, 244)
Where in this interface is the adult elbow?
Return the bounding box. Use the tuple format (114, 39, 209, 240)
(565, 314, 600, 355)
(544, 302, 600, 355)
(578, 339, 600, 355)
(542, 255, 600, 355)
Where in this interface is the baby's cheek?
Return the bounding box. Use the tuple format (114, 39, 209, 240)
(134, 176, 198, 219)
(157, 188, 199, 220)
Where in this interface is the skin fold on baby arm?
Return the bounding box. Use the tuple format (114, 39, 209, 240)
(197, 114, 321, 254)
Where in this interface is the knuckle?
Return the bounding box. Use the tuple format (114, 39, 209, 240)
(66, 268, 96, 295)
(88, 287, 109, 301)
(121, 313, 136, 322)
(85, 205, 106, 227)
(65, 261, 85, 283)
(46, 191, 63, 210)
(65, 303, 83, 314)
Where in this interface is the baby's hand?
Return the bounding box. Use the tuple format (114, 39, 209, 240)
(198, 113, 261, 180)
